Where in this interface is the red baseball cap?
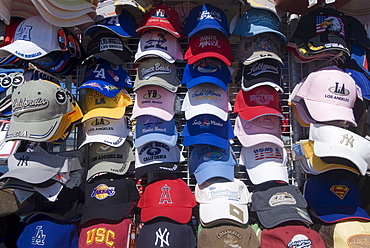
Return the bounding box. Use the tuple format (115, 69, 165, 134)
(261, 225, 326, 248)
(138, 178, 197, 223)
(234, 86, 284, 121)
(79, 218, 135, 248)
(136, 5, 182, 38)
(184, 29, 234, 66)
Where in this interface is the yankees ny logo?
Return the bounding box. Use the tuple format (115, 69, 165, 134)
(17, 155, 30, 166)
(155, 228, 170, 247)
(340, 133, 354, 148)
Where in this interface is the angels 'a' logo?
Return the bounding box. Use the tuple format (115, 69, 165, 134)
(159, 184, 172, 204)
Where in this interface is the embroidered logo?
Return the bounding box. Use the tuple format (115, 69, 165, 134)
(197, 35, 221, 49)
(31, 226, 46, 246)
(91, 184, 116, 200)
(90, 118, 110, 127)
(216, 229, 243, 248)
(249, 89, 274, 105)
(12, 97, 49, 117)
(287, 234, 312, 248)
(16, 22, 32, 41)
(159, 184, 173, 204)
(191, 89, 221, 100)
(328, 82, 350, 96)
(138, 142, 170, 162)
(316, 15, 345, 37)
(203, 151, 223, 161)
(144, 32, 168, 51)
(347, 234, 370, 247)
(198, 10, 222, 22)
(142, 117, 167, 133)
(245, 61, 279, 77)
(193, 58, 221, 73)
(330, 185, 349, 199)
(269, 192, 297, 206)
(17, 155, 30, 166)
(243, 116, 278, 131)
(143, 90, 161, 99)
(141, 62, 171, 79)
(340, 133, 355, 148)
(99, 37, 123, 51)
(153, 8, 168, 19)
(155, 228, 170, 247)
(253, 147, 283, 161)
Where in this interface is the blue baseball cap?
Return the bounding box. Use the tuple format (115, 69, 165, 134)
(181, 57, 232, 91)
(134, 115, 178, 148)
(183, 4, 230, 37)
(78, 58, 132, 98)
(181, 114, 234, 149)
(189, 144, 236, 185)
(16, 215, 79, 248)
(304, 170, 370, 223)
(233, 8, 286, 42)
(346, 68, 370, 100)
(85, 8, 138, 38)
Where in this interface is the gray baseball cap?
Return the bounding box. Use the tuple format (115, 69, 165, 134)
(134, 57, 180, 93)
(87, 141, 135, 180)
(5, 80, 71, 142)
(0, 152, 69, 184)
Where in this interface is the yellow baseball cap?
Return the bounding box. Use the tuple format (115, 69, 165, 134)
(81, 88, 133, 122)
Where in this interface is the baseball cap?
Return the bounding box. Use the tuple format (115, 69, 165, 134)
(195, 178, 251, 226)
(79, 115, 129, 148)
(79, 218, 134, 248)
(288, 7, 349, 56)
(181, 83, 232, 121)
(247, 0, 280, 20)
(133, 57, 180, 93)
(16, 215, 79, 248)
(0, 18, 23, 48)
(85, 8, 138, 38)
(134, 29, 183, 63)
(251, 184, 313, 228)
(233, 8, 286, 42)
(233, 86, 284, 121)
(78, 58, 132, 97)
(84, 33, 133, 65)
(134, 142, 185, 179)
(303, 170, 370, 223)
(5, 80, 71, 142)
(294, 66, 357, 127)
(181, 114, 234, 149)
(237, 59, 283, 92)
(189, 145, 237, 185)
(136, 219, 196, 248)
(113, 0, 152, 13)
(184, 29, 234, 66)
(181, 57, 233, 91)
(134, 115, 178, 147)
(130, 85, 175, 121)
(138, 178, 197, 223)
(235, 33, 284, 65)
(309, 123, 370, 176)
(33, 0, 95, 19)
(234, 115, 284, 148)
(81, 88, 133, 122)
(47, 0, 97, 10)
(0, 181, 31, 217)
(318, 220, 370, 248)
(198, 225, 259, 248)
(136, 5, 182, 38)
(80, 176, 140, 225)
(346, 68, 370, 101)
(0, 15, 63, 60)
(239, 142, 288, 185)
(86, 141, 134, 180)
(260, 225, 326, 248)
(183, 4, 229, 37)
(297, 139, 360, 175)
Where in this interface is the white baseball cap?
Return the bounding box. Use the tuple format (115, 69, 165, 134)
(181, 83, 231, 121)
(239, 142, 288, 185)
(79, 115, 129, 149)
(309, 123, 370, 176)
(195, 178, 251, 227)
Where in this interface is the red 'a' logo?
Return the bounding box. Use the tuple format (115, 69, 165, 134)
(159, 184, 173, 204)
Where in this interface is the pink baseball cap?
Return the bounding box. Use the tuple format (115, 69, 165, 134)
(295, 66, 358, 127)
(184, 29, 234, 66)
(234, 115, 283, 148)
(136, 5, 182, 38)
(233, 86, 284, 121)
(130, 85, 175, 121)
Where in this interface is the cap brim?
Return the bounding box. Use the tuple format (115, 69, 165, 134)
(78, 81, 121, 98)
(131, 107, 174, 121)
(188, 52, 232, 66)
(237, 133, 284, 148)
(237, 108, 285, 121)
(87, 161, 132, 180)
(5, 117, 62, 142)
(185, 105, 229, 122)
(183, 134, 231, 150)
(0, 40, 52, 60)
(199, 203, 248, 225)
(184, 76, 228, 91)
(193, 164, 235, 185)
(140, 206, 193, 223)
(188, 24, 229, 38)
(315, 206, 370, 223)
(135, 163, 179, 179)
(80, 203, 132, 225)
(134, 133, 178, 148)
(0, 168, 59, 184)
(303, 98, 357, 127)
(79, 133, 127, 149)
(256, 207, 313, 229)
(134, 79, 178, 93)
(85, 25, 136, 38)
(82, 106, 126, 122)
(134, 50, 175, 64)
